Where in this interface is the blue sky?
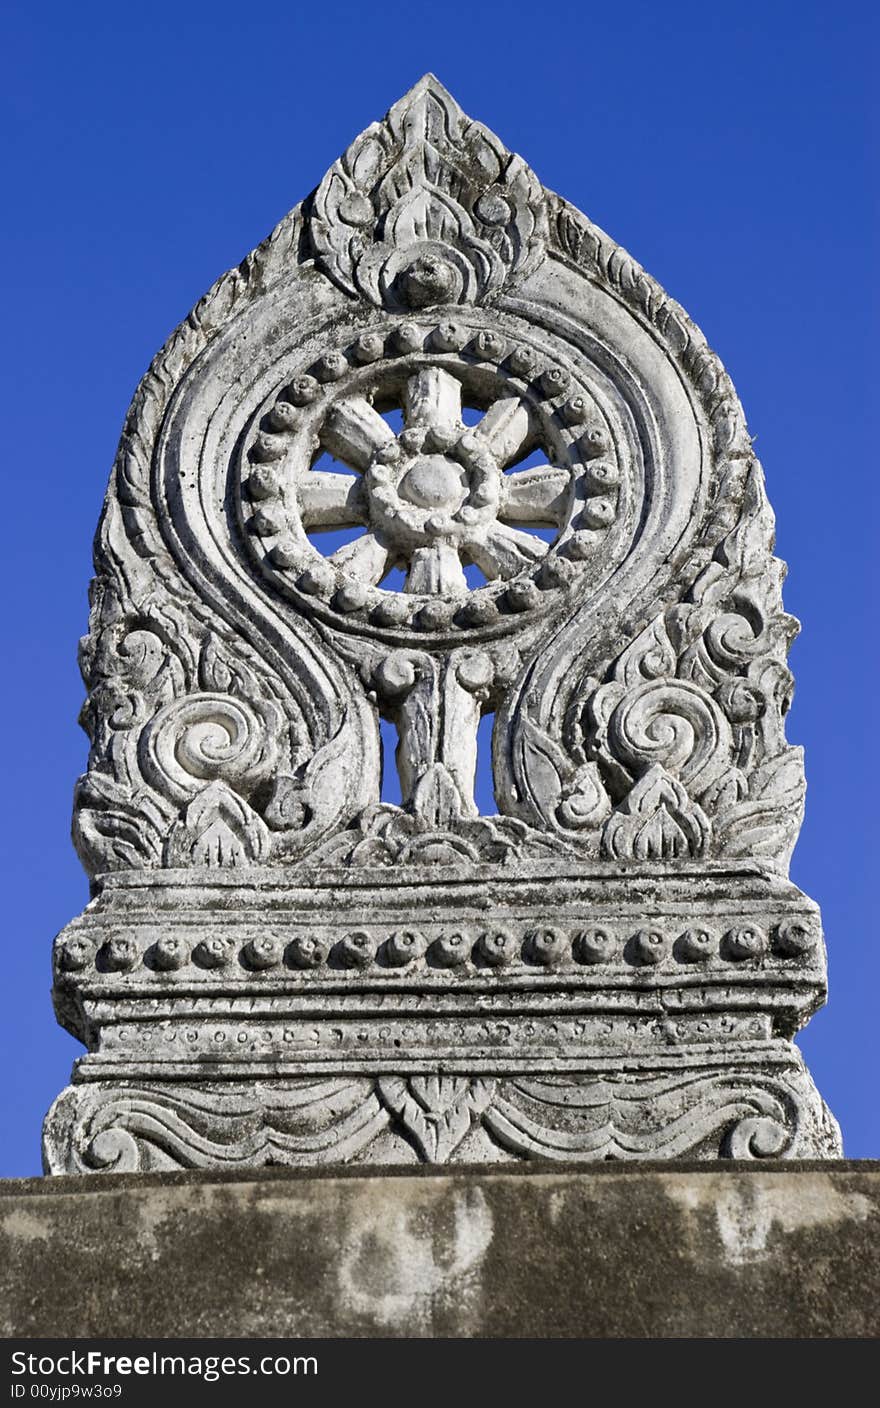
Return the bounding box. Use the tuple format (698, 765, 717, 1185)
(1, 1, 875, 1174)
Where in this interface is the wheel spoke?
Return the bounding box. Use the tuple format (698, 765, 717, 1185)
(404, 368, 463, 436)
(320, 397, 396, 470)
(464, 523, 549, 580)
(328, 532, 391, 584)
(404, 542, 467, 595)
(474, 397, 533, 466)
(501, 466, 569, 525)
(298, 472, 367, 528)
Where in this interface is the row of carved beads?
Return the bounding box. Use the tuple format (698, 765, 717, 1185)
(262, 334, 615, 496)
(269, 321, 601, 424)
(57, 918, 819, 975)
(258, 539, 594, 629)
(261, 546, 601, 630)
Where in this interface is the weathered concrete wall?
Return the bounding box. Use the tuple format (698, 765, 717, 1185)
(1, 1163, 878, 1338)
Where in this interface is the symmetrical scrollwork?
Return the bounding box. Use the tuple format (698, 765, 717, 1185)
(43, 1054, 840, 1173)
(70, 76, 803, 879)
(47, 76, 836, 1174)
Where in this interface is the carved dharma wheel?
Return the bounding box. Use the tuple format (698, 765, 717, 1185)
(44, 77, 840, 1171)
(240, 329, 623, 623)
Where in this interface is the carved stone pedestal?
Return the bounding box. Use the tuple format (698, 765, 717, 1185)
(44, 862, 839, 1170)
(45, 77, 839, 1172)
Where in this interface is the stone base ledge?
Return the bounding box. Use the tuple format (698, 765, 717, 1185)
(1, 1162, 878, 1338)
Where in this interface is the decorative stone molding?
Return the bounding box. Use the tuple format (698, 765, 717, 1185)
(45, 76, 839, 1171)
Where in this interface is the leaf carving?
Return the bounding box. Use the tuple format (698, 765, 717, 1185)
(377, 1076, 496, 1162)
(265, 713, 362, 841)
(198, 634, 262, 700)
(602, 764, 710, 861)
(165, 782, 270, 868)
(410, 763, 468, 827)
(72, 774, 170, 872)
(557, 762, 612, 830)
(613, 617, 678, 686)
(511, 716, 571, 830)
(713, 748, 805, 865)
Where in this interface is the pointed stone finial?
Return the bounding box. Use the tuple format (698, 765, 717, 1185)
(309, 74, 547, 307)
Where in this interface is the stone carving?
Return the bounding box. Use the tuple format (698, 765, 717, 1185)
(46, 1059, 839, 1173)
(44, 76, 839, 1172)
(309, 78, 546, 308)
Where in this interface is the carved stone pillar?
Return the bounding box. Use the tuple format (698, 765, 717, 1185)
(44, 76, 840, 1172)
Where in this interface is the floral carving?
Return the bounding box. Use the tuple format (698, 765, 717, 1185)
(313, 802, 564, 867)
(309, 74, 546, 309)
(165, 782, 271, 868)
(602, 765, 710, 861)
(499, 459, 808, 871)
(73, 772, 169, 872)
(378, 1076, 496, 1161)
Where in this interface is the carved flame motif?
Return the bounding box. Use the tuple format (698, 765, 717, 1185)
(309, 74, 547, 309)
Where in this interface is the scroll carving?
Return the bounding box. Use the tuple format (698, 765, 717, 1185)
(502, 460, 805, 871)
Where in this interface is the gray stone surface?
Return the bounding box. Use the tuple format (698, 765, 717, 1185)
(44, 75, 839, 1171)
(1, 1164, 878, 1338)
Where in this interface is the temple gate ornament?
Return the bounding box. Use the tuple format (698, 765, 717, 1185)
(43, 76, 841, 1171)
